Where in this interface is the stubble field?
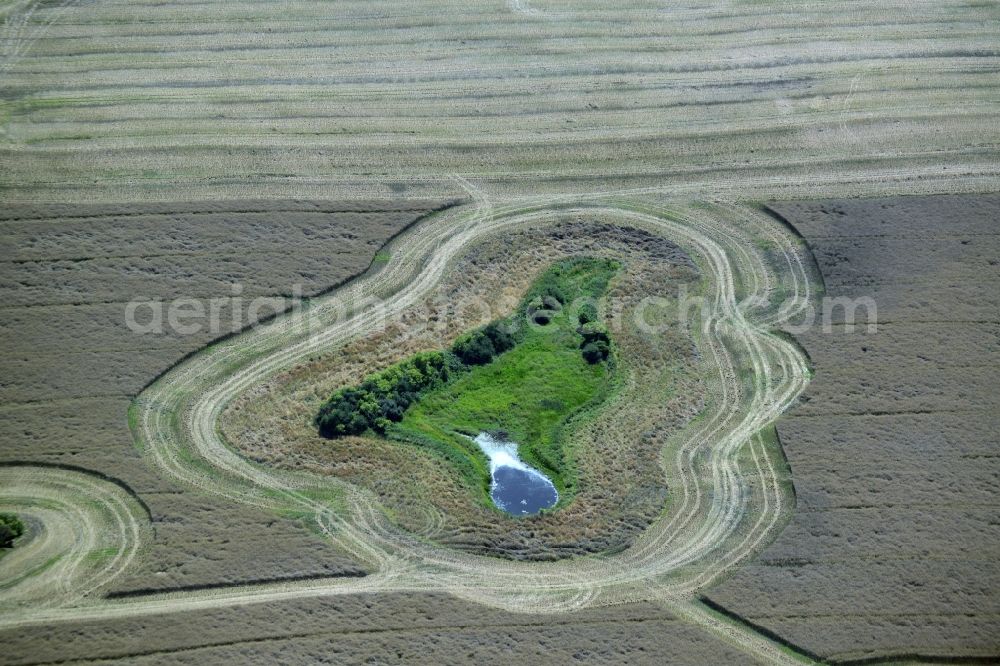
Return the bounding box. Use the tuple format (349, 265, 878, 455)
(2, 0, 999, 203)
(0, 200, 446, 595)
(1, 0, 999, 663)
(704, 194, 1000, 661)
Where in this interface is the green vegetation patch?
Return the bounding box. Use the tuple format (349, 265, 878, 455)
(316, 257, 621, 504)
(0, 513, 25, 548)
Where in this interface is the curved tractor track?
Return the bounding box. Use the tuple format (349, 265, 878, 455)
(0, 196, 813, 639)
(0, 465, 151, 613)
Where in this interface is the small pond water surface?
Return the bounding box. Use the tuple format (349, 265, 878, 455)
(474, 432, 558, 516)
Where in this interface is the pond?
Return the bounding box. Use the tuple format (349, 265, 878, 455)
(473, 432, 559, 516)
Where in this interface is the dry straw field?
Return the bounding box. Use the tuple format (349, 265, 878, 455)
(706, 194, 1000, 660)
(1, 0, 998, 663)
(1, 0, 998, 203)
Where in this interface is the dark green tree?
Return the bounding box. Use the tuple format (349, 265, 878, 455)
(452, 329, 496, 365)
(582, 340, 610, 364)
(316, 351, 451, 437)
(577, 302, 598, 325)
(0, 513, 25, 548)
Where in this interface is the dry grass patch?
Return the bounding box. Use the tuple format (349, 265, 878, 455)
(222, 217, 705, 559)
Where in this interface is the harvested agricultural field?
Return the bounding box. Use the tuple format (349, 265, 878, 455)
(704, 194, 1000, 661)
(0, 593, 756, 666)
(0, 190, 819, 663)
(2, 0, 1000, 663)
(1, 0, 999, 204)
(0, 200, 447, 594)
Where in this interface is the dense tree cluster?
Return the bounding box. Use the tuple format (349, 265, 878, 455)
(316, 351, 453, 437)
(317, 322, 520, 438)
(0, 513, 25, 548)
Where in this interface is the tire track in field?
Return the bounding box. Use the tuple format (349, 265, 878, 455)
(0, 465, 151, 612)
(0, 196, 811, 630)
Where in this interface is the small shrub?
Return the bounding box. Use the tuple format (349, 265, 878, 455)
(578, 322, 610, 344)
(528, 273, 568, 305)
(453, 329, 497, 365)
(543, 284, 567, 304)
(453, 322, 516, 365)
(483, 322, 516, 354)
(579, 323, 611, 363)
(0, 513, 25, 548)
(582, 340, 610, 364)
